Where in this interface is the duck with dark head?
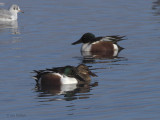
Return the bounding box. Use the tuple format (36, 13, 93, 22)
(72, 33, 125, 59)
(33, 64, 97, 95)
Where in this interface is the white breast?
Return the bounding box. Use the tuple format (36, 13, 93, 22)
(55, 73, 78, 84)
(81, 43, 92, 51)
(60, 84, 77, 92)
(113, 44, 119, 56)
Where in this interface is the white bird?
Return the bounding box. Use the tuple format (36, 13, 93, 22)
(0, 4, 23, 21)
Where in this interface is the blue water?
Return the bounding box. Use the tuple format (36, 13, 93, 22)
(0, 0, 160, 119)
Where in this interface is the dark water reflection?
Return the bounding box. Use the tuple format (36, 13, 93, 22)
(74, 54, 128, 65)
(35, 82, 98, 101)
(152, 0, 160, 15)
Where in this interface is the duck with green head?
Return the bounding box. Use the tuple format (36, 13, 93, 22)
(33, 64, 97, 87)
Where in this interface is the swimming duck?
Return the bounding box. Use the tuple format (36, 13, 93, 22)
(33, 64, 97, 87)
(72, 33, 125, 57)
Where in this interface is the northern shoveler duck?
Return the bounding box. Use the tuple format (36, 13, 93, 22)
(33, 64, 97, 87)
(72, 33, 125, 57)
(0, 4, 23, 21)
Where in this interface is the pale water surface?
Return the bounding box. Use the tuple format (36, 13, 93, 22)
(0, 0, 160, 120)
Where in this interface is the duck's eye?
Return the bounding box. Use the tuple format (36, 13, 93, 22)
(71, 70, 74, 74)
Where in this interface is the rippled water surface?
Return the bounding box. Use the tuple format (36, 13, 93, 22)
(0, 0, 160, 119)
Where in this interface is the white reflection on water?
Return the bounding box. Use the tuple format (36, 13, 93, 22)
(36, 84, 77, 95)
(36, 82, 98, 102)
(0, 20, 20, 34)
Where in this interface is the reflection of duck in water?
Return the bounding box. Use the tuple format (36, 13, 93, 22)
(72, 33, 125, 59)
(33, 64, 97, 95)
(152, 0, 160, 15)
